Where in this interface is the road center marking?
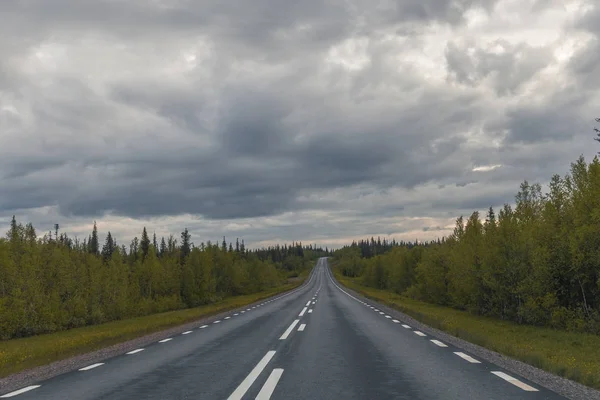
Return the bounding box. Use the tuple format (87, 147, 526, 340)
(280, 319, 300, 340)
(227, 351, 276, 400)
(491, 371, 538, 391)
(256, 368, 284, 400)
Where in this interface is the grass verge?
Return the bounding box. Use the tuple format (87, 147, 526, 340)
(0, 275, 307, 379)
(332, 267, 600, 390)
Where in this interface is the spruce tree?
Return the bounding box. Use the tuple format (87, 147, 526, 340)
(160, 237, 167, 257)
(141, 227, 150, 260)
(180, 228, 191, 264)
(90, 221, 99, 255)
(102, 231, 115, 261)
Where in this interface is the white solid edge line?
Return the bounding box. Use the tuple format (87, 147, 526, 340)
(182, 331, 193, 335)
(414, 331, 427, 336)
(0, 386, 41, 398)
(79, 363, 104, 371)
(280, 319, 300, 340)
(491, 371, 539, 391)
(454, 352, 481, 364)
(308, 309, 313, 313)
(298, 323, 306, 331)
(430, 339, 447, 347)
(227, 351, 277, 400)
(256, 368, 285, 400)
(159, 338, 172, 343)
(299, 307, 308, 317)
(200, 325, 208, 329)
(126, 348, 144, 354)
(401, 324, 411, 329)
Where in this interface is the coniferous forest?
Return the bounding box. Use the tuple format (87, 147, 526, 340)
(335, 155, 600, 334)
(0, 220, 329, 340)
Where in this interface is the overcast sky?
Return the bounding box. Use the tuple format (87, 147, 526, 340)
(1, 0, 599, 249)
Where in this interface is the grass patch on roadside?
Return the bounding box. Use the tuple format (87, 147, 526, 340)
(0, 276, 306, 379)
(332, 268, 600, 390)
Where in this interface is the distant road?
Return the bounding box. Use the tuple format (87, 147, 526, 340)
(2, 258, 567, 399)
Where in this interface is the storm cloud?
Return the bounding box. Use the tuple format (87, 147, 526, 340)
(0, 0, 599, 248)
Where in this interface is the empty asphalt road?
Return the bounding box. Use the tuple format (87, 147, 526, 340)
(2, 257, 567, 399)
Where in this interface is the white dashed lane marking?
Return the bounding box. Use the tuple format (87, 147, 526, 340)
(308, 309, 313, 313)
(213, 320, 221, 324)
(200, 325, 208, 329)
(0, 386, 41, 398)
(227, 351, 276, 400)
(299, 307, 308, 317)
(256, 368, 285, 400)
(280, 320, 300, 340)
(392, 319, 400, 323)
(79, 363, 104, 371)
(430, 340, 447, 347)
(385, 316, 392, 319)
(225, 316, 231, 320)
(491, 371, 538, 392)
(414, 331, 427, 337)
(159, 338, 172, 343)
(298, 324, 306, 331)
(401, 324, 411, 329)
(454, 352, 481, 363)
(182, 331, 193, 335)
(126, 348, 144, 354)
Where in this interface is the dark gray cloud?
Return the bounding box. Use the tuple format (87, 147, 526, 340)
(1, 0, 599, 247)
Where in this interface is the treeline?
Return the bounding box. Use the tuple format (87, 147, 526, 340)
(335, 155, 600, 334)
(0, 221, 329, 340)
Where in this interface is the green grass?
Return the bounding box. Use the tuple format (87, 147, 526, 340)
(332, 269, 600, 390)
(0, 277, 306, 379)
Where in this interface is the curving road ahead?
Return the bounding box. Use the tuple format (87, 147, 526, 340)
(2, 258, 567, 399)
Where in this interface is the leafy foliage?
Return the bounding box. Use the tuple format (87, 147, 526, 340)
(0, 225, 329, 340)
(335, 155, 600, 334)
